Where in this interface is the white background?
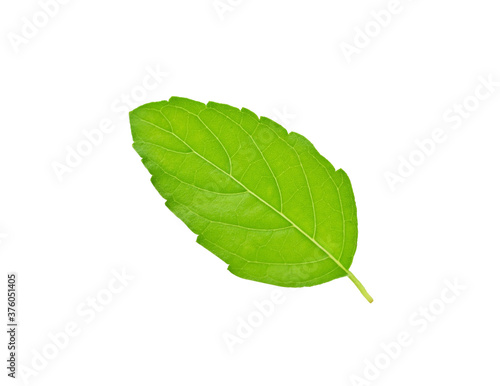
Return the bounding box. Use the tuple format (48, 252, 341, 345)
(1, 0, 499, 385)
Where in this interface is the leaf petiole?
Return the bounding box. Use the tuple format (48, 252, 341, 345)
(347, 272, 373, 303)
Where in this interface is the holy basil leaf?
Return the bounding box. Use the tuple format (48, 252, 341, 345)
(130, 97, 372, 302)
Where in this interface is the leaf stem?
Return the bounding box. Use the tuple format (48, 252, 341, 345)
(347, 272, 373, 303)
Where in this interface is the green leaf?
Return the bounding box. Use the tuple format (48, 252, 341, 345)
(130, 97, 372, 302)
